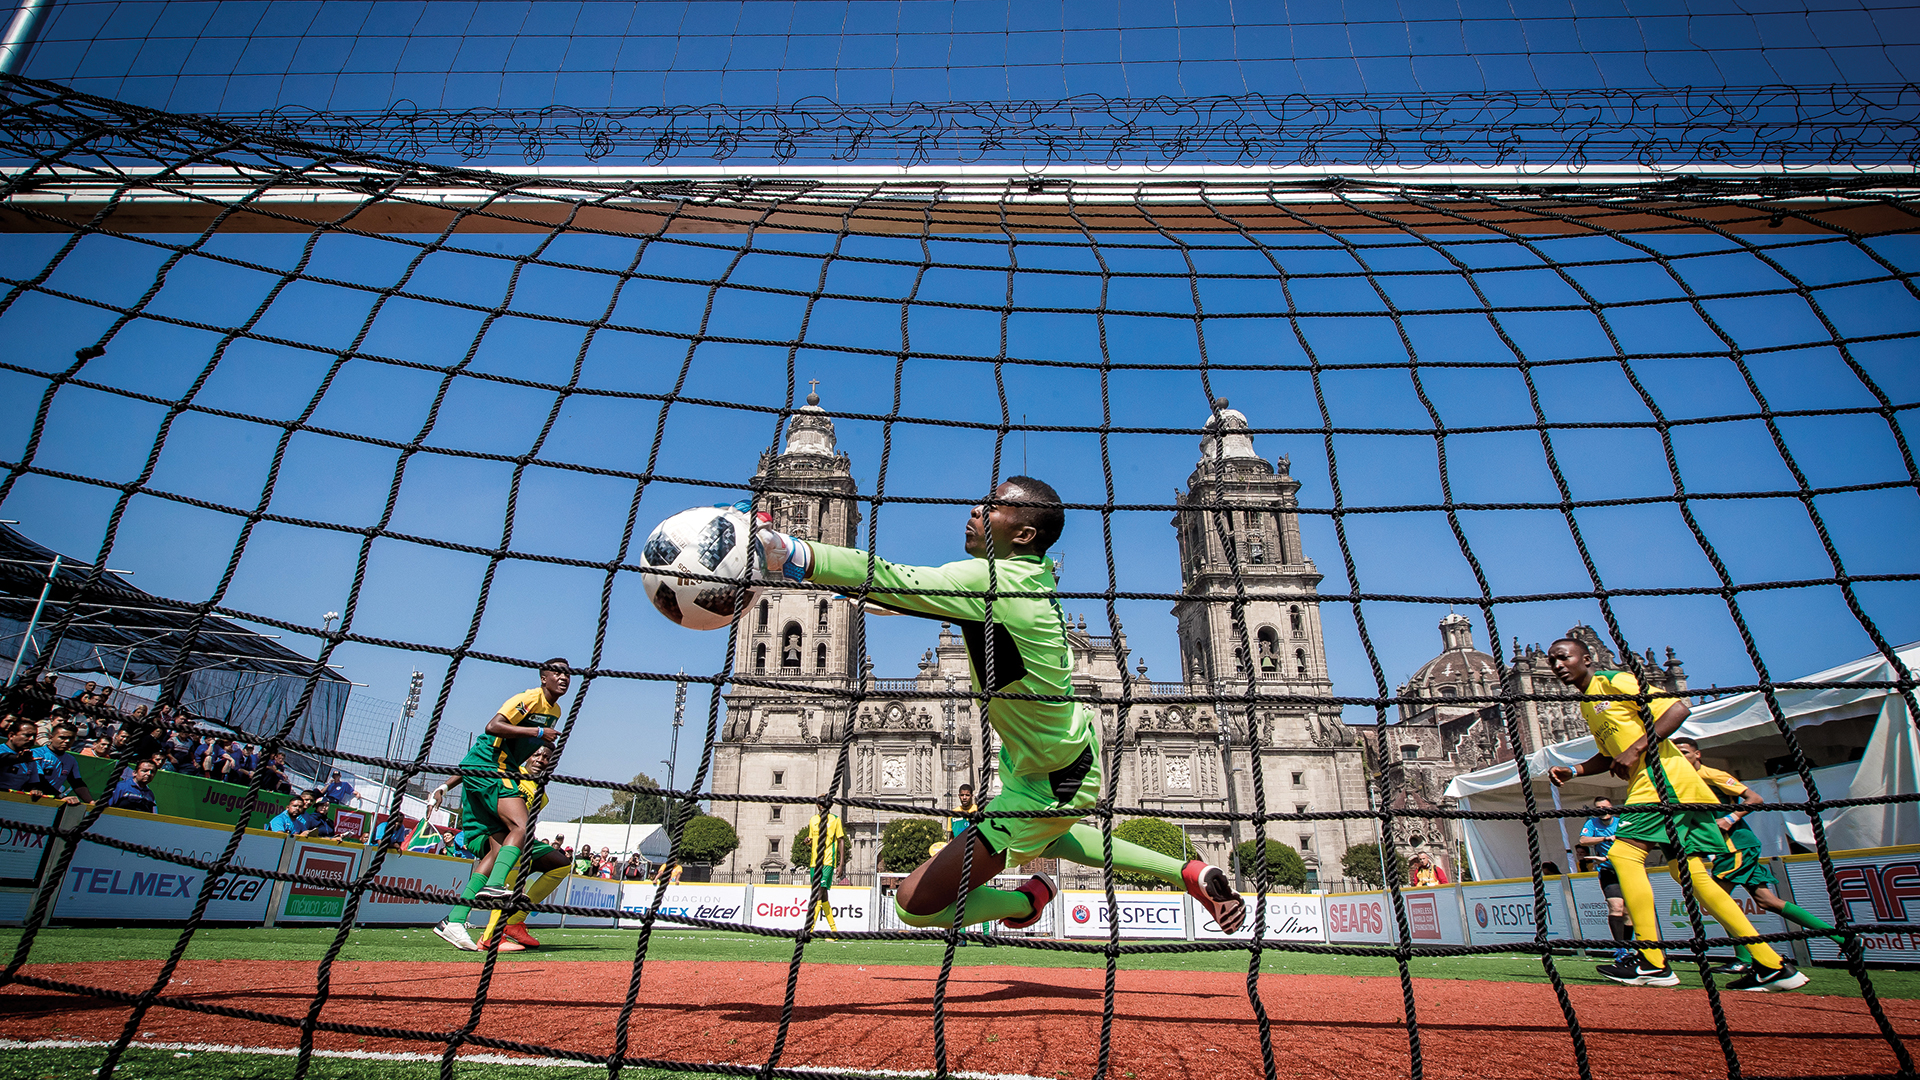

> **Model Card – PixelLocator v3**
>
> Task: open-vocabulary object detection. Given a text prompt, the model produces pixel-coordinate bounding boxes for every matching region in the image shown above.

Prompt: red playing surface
[3,960,1915,1078]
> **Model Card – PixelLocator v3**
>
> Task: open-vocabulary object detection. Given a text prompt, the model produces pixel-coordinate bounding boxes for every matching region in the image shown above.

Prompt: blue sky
[3,218,1916,815]
[3,1,1918,815]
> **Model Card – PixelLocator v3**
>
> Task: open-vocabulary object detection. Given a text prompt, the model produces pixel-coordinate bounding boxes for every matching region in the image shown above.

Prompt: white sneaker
[433,918,478,952]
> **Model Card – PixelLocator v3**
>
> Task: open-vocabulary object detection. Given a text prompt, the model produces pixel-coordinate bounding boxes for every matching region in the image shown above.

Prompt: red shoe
[1000,873,1056,930]
[1183,860,1246,934]
[501,922,541,950]
[476,930,525,953]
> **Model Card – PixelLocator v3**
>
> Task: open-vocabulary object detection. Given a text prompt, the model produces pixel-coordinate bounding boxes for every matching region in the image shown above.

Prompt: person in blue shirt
[321,771,357,805]
[1576,795,1633,965]
[269,792,314,835]
[166,731,201,775]
[31,721,94,805]
[0,718,46,794]
[104,759,159,813]
[293,790,335,837]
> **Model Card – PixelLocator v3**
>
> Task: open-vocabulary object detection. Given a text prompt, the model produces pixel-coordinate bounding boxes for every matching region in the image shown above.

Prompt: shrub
[1341,842,1408,889]
[879,817,946,873]
[1111,817,1200,890]
[674,814,740,866]
[1233,839,1307,891]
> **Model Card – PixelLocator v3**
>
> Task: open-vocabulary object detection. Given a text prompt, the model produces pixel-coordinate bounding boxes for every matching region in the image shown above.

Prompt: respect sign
[1061,891,1186,939]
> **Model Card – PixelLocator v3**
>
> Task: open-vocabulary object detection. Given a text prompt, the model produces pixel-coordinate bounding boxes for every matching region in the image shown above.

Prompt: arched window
[815,642,828,670]
[1289,606,1303,636]
[754,643,767,673]
[1257,627,1279,673]
[817,598,830,629]
[1294,648,1308,677]
[1440,686,1458,698]
[757,599,769,630]
[781,622,803,669]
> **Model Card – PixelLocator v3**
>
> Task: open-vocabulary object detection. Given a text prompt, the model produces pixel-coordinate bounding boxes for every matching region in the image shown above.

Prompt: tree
[674,814,739,866]
[574,771,695,825]
[879,817,945,873]
[1341,842,1408,889]
[1233,839,1308,891]
[1111,817,1199,890]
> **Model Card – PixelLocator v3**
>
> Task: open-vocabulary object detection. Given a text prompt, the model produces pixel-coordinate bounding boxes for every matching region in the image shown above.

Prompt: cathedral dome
[1406,614,1498,701]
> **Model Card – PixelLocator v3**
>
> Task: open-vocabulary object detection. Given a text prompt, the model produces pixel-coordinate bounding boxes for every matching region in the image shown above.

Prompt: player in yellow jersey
[1672,737,1845,974]
[1546,638,1808,991]
[804,810,848,932]
[433,658,575,952]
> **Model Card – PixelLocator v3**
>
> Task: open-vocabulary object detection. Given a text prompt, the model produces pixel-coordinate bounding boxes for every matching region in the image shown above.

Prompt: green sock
[1781,901,1846,946]
[895,884,1037,928]
[1042,823,1186,885]
[1734,943,1755,964]
[484,845,523,890]
[446,871,488,924]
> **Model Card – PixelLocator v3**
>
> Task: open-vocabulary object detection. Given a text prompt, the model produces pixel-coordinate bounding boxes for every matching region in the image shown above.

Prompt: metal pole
[6,554,58,687]
[665,671,686,823]
[0,0,53,77]
[385,670,422,791]
[1212,679,1245,889]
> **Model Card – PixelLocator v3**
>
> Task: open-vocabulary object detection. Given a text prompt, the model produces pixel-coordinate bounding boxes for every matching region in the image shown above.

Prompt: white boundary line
[0,1039,1053,1080]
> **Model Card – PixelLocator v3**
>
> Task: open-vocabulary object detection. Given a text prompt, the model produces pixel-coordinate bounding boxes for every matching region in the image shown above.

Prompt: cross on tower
[808,379,819,396]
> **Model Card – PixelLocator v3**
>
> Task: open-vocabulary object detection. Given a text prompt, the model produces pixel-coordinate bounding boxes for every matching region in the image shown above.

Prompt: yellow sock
[507,866,571,927]
[815,896,838,932]
[1674,856,1786,970]
[1610,842,1665,967]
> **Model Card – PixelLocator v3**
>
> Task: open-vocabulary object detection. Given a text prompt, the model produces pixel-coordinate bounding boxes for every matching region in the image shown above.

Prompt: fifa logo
[1832,862,1920,922]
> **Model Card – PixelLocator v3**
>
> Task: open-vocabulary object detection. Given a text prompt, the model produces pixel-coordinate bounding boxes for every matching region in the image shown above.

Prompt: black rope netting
[1,75,1918,1080]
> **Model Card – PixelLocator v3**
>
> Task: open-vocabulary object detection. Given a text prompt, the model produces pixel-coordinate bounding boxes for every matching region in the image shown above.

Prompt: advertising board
[54,809,280,922]
[276,839,362,923]
[1460,879,1570,947]
[0,791,58,886]
[1194,892,1325,942]
[1060,890,1186,939]
[1784,846,1920,965]
[619,881,748,929]
[1647,864,1788,961]
[352,849,473,925]
[562,875,623,928]
[749,886,874,932]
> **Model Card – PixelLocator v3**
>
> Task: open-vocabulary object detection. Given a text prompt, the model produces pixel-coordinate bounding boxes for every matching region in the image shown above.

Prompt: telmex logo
[1071,904,1092,924]
[655,904,742,920]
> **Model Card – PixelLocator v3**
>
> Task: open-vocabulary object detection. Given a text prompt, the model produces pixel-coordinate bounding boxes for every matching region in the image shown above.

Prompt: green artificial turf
[1,926,1914,997]
[0,1046,736,1080]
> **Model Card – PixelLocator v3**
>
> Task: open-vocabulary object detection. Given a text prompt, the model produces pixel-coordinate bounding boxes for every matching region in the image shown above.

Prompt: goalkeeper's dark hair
[540,657,571,671]
[1003,475,1065,553]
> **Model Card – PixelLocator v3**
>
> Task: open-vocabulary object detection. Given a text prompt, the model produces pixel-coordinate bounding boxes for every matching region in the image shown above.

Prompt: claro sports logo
[756,900,865,920]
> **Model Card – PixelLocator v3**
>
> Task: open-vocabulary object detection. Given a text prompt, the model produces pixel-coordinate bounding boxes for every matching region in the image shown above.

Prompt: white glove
[753,513,813,584]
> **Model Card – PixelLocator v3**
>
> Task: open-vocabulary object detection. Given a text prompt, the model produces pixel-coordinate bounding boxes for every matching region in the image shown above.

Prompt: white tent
[1443,644,1920,881]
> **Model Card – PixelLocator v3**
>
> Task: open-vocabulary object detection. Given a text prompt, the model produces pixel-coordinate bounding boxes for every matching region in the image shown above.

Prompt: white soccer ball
[640,505,761,630]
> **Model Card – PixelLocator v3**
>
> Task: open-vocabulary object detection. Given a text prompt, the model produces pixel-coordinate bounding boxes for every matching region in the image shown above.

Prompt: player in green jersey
[755,476,1245,935]
[432,658,573,951]
[1672,737,1845,974]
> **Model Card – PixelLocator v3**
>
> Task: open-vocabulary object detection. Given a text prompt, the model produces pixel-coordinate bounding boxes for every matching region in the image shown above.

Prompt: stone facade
[1376,616,1689,876]
[710,394,1375,891]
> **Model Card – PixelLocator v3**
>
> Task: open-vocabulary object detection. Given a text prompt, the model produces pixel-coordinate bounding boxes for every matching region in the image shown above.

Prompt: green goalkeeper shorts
[975,740,1102,867]
[1711,840,1774,890]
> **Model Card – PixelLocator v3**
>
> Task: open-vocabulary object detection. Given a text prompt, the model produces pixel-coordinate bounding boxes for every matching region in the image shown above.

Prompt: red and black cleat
[1000,873,1056,930]
[1183,860,1246,934]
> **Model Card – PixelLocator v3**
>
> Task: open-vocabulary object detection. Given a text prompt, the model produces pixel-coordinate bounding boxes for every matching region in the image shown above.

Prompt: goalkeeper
[756,476,1244,934]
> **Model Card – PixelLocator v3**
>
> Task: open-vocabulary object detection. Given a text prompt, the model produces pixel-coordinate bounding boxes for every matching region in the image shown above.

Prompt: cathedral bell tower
[1172,400,1331,703]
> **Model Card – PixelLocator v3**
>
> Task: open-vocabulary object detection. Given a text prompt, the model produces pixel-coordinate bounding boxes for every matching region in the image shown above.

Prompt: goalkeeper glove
[753,513,813,584]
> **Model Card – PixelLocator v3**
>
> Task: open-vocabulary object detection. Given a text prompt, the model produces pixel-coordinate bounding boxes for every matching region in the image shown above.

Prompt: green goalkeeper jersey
[806,544,1092,776]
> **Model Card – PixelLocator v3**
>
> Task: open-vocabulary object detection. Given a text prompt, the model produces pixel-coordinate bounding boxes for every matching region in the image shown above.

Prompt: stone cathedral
[710,393,1374,891]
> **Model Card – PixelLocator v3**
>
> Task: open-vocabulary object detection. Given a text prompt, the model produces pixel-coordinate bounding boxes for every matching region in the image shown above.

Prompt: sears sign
[1325,895,1389,943]
[55,808,279,922]
[1061,890,1185,939]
